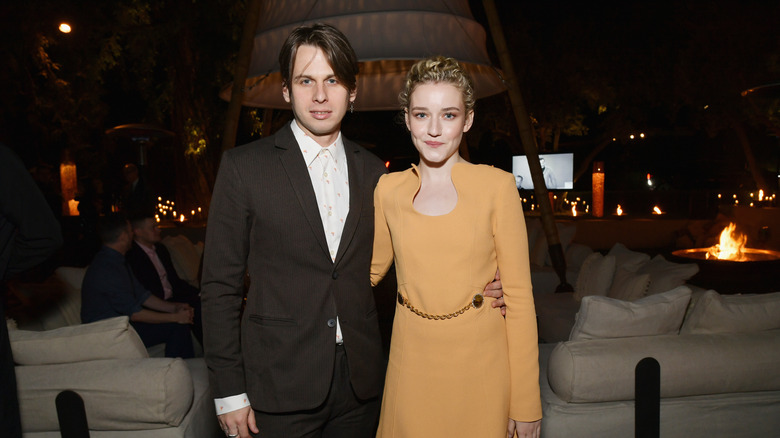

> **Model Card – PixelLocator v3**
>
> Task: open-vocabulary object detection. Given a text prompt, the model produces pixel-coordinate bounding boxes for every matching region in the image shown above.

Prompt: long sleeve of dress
[370,175,394,287]
[494,173,542,421]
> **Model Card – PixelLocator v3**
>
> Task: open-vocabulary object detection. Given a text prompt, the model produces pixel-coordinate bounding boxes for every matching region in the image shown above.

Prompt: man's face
[133,218,161,246]
[282,44,356,148]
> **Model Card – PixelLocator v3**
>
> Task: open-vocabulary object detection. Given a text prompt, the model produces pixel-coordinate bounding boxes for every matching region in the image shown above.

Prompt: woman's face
[405,82,473,168]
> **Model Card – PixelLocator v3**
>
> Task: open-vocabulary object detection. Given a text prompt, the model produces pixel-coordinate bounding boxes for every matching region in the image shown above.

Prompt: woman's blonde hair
[399,56,475,112]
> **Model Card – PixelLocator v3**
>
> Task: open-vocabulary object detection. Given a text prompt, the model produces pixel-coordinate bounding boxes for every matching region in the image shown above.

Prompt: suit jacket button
[332,271,339,279]
[327,319,336,328]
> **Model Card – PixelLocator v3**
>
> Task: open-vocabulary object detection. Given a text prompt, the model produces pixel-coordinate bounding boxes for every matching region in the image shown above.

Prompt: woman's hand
[507,418,540,438]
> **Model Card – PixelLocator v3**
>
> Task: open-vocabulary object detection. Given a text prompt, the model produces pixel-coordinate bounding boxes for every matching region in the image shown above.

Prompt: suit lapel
[275,125,331,259]
[333,139,365,266]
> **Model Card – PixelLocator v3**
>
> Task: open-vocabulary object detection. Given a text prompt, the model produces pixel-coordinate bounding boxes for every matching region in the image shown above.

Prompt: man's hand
[219,406,258,438]
[173,308,194,325]
[482,268,506,316]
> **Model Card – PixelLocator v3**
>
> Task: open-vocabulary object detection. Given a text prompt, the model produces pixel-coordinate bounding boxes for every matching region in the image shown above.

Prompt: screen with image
[512,153,574,190]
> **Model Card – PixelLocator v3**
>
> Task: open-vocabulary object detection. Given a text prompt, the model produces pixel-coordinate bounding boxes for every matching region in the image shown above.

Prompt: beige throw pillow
[10,316,148,365]
[608,267,650,301]
[680,290,780,334]
[637,254,699,296]
[606,242,650,272]
[573,252,616,301]
[530,221,577,267]
[569,286,692,341]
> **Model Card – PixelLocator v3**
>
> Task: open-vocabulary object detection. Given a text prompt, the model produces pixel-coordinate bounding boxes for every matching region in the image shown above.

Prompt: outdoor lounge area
[3,1,779,437]
[6,203,780,436]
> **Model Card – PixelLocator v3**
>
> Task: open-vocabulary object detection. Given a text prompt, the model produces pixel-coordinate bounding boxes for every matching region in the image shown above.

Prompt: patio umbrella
[219,0,505,111]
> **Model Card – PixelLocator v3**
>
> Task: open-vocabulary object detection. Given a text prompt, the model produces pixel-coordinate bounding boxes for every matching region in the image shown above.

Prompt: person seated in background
[81,213,195,358]
[126,213,203,345]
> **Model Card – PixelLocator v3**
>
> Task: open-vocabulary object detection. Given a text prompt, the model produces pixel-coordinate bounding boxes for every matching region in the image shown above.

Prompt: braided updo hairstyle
[399,56,475,112]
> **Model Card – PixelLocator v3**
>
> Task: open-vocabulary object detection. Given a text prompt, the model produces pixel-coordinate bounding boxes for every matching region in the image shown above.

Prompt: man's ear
[282,85,291,103]
[349,85,357,103]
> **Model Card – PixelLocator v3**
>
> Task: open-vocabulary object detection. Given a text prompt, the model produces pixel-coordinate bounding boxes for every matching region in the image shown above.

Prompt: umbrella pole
[482,0,572,292]
[221,0,263,155]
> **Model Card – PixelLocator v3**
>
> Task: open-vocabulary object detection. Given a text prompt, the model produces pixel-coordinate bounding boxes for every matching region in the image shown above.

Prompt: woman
[371,57,542,437]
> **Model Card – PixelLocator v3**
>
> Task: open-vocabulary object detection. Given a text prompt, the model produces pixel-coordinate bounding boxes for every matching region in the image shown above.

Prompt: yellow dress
[371,163,542,437]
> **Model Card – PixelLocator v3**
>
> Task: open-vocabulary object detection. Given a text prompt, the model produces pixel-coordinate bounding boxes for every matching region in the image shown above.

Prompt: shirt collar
[291,120,346,171]
[134,239,156,255]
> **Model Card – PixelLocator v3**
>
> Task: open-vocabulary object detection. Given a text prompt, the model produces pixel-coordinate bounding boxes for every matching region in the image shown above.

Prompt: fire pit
[670,223,780,294]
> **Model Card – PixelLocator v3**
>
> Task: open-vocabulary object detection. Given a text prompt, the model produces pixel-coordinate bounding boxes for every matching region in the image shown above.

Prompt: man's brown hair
[279,23,359,94]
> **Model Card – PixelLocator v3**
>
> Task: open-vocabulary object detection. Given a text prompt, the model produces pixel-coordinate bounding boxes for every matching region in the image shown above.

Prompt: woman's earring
[349,101,355,114]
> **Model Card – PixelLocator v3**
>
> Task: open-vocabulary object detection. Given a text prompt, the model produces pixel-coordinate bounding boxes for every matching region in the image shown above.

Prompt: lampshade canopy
[220,0,505,111]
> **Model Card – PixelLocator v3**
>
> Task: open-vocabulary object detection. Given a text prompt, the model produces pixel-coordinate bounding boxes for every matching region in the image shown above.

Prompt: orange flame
[616,204,623,216]
[652,206,663,215]
[707,223,747,261]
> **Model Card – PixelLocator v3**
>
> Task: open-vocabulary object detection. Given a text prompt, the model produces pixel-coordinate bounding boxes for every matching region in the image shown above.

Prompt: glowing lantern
[592,162,604,217]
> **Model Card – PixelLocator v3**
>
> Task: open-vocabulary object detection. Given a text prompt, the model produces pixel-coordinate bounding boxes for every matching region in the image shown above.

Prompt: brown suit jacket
[201,123,386,413]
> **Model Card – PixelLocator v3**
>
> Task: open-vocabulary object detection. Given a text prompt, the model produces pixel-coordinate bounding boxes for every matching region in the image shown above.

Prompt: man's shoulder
[343,138,386,174]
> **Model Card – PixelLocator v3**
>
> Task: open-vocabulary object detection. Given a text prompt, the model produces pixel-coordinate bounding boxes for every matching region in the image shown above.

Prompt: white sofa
[538,287,780,437]
[8,234,219,437]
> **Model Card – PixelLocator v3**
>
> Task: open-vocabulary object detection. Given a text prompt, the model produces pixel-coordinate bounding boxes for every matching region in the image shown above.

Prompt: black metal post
[56,390,90,438]
[635,357,660,438]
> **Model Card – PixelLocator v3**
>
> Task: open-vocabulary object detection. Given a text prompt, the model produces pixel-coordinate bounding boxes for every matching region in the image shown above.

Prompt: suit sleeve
[370,175,393,287]
[200,150,252,398]
[494,173,542,422]
[0,145,63,278]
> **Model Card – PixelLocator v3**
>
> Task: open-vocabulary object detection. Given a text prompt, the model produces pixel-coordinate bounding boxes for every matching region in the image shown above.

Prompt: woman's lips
[425,141,443,147]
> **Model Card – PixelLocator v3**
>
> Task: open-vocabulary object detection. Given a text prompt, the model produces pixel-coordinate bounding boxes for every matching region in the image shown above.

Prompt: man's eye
[327,78,338,84]
[300,79,311,85]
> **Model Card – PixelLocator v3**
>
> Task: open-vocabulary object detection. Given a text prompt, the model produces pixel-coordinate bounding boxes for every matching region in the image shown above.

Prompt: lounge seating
[537,288,780,437]
[7,234,219,437]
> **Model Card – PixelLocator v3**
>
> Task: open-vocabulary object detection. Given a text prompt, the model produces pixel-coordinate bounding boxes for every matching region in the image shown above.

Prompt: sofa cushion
[637,254,699,296]
[607,267,650,301]
[680,290,780,334]
[606,242,650,272]
[161,235,203,287]
[547,329,780,403]
[530,221,577,267]
[10,316,148,365]
[565,242,595,271]
[573,252,615,301]
[17,357,194,431]
[569,286,692,341]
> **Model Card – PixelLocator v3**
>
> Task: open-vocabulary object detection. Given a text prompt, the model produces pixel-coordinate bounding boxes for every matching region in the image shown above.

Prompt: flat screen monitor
[512,153,574,190]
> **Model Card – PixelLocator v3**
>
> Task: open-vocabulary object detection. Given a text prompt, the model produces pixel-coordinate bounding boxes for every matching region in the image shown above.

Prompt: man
[202,23,504,438]
[120,163,154,214]
[1,144,63,438]
[81,213,195,358]
[126,215,203,344]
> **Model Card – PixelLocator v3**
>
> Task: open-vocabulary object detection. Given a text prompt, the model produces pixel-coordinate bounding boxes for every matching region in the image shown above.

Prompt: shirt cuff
[214,393,251,415]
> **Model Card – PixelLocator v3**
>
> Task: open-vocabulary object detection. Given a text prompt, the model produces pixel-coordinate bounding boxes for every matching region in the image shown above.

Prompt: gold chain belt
[396,292,484,320]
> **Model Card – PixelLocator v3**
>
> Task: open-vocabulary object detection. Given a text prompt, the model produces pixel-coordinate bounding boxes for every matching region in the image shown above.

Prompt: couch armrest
[548,329,780,403]
[17,358,193,432]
